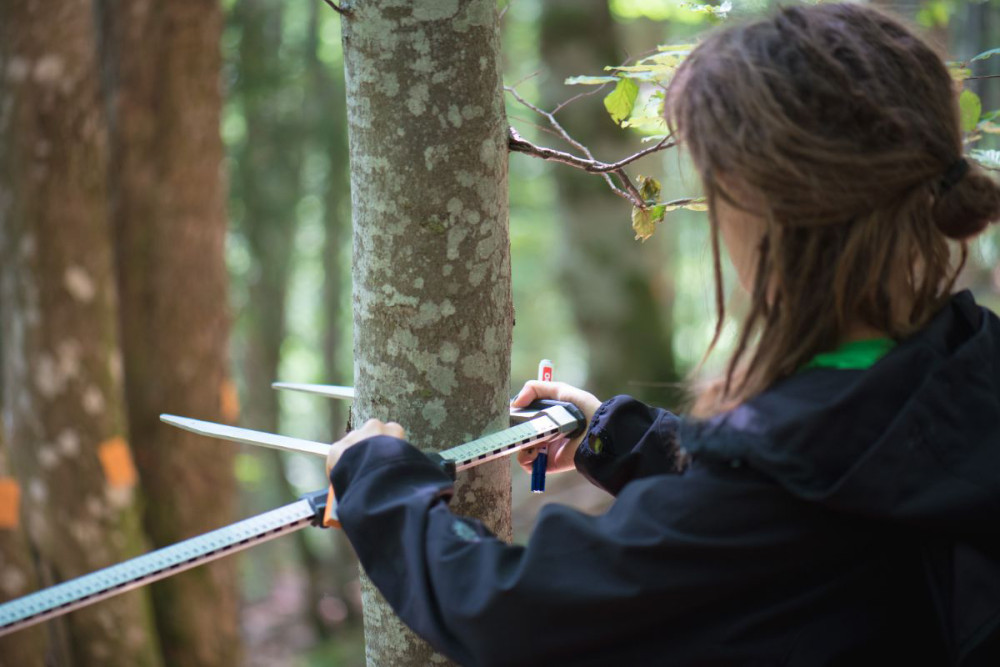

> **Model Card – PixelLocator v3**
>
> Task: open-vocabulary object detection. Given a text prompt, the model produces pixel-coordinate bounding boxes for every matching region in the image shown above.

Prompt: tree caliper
[0,386,584,637]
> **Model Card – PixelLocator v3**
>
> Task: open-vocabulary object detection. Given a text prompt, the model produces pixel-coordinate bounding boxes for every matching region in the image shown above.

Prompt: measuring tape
[0,400,584,637]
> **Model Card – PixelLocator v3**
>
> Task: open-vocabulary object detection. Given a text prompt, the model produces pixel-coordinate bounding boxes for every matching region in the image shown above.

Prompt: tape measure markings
[0,498,315,636]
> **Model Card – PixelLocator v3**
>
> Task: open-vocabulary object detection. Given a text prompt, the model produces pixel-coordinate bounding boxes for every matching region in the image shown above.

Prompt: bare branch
[508,128,646,208]
[506,126,674,175]
[503,81,676,211]
[551,84,612,115]
[614,169,644,205]
[499,0,513,21]
[322,0,351,16]
[509,69,542,90]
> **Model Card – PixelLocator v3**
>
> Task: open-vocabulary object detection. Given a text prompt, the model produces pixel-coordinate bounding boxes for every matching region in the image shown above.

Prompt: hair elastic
[939,158,969,194]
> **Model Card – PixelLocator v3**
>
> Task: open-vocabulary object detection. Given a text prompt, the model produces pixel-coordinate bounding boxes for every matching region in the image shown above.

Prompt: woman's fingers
[511,381,603,424]
[326,419,407,477]
[516,446,538,472]
[384,421,406,439]
[511,380,551,408]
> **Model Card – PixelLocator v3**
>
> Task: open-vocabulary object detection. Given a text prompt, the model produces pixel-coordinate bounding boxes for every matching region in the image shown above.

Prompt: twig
[499,0,513,21]
[507,114,565,142]
[510,69,542,90]
[508,128,646,208]
[322,0,351,16]
[504,84,675,209]
[551,85,611,115]
[965,74,1000,80]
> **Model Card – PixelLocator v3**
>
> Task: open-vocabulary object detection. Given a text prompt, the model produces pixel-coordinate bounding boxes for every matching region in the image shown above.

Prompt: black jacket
[331,291,1000,666]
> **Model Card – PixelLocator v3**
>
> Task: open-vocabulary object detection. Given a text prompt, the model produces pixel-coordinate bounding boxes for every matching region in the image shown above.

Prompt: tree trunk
[233,0,302,439]
[341,1,512,663]
[0,421,47,667]
[96,2,239,665]
[229,0,340,644]
[0,3,162,664]
[0,226,45,667]
[540,0,679,406]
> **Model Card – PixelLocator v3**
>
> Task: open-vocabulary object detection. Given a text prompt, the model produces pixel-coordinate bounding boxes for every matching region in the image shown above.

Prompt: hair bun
[932,166,1000,240]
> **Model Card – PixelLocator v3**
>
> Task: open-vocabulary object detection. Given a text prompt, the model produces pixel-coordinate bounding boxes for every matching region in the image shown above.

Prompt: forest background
[1,0,998,666]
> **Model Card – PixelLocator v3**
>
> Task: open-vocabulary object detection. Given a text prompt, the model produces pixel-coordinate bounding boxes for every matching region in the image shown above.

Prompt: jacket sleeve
[573,394,687,496]
[332,435,836,667]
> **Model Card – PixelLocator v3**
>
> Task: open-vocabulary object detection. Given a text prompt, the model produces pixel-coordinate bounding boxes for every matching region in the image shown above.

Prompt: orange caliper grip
[323,487,341,528]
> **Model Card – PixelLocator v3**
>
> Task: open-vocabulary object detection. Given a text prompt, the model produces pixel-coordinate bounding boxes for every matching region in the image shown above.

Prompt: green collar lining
[801,337,896,371]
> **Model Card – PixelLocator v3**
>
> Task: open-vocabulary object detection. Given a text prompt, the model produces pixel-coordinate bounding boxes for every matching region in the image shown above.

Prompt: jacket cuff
[574,395,685,496]
[331,435,453,502]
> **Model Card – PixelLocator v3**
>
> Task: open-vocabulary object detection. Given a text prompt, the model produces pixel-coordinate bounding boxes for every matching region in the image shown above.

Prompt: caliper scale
[0,395,584,637]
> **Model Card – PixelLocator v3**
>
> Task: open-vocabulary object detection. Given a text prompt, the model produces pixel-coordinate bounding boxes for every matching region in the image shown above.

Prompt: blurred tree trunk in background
[0,261,46,666]
[540,0,679,406]
[229,0,336,643]
[0,422,47,667]
[234,0,301,442]
[0,3,162,664]
[342,0,512,663]
[96,1,239,665]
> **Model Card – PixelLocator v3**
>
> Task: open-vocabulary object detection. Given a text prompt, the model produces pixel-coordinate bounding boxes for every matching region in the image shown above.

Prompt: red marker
[531,359,553,493]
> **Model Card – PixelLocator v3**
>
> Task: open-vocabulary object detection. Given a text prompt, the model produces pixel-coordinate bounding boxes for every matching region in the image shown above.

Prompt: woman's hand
[511,381,602,475]
[326,419,406,479]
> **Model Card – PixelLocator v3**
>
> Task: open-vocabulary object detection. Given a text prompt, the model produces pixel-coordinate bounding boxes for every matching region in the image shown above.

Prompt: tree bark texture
[540,0,679,406]
[96,1,239,665]
[342,1,512,664]
[0,421,47,667]
[0,3,163,664]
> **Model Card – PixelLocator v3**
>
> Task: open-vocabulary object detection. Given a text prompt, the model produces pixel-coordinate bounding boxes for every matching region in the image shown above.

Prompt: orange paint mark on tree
[220,379,240,424]
[0,478,22,528]
[98,437,138,489]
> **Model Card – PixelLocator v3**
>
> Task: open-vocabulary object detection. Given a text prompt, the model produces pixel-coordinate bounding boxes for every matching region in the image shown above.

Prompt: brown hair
[665,3,1000,417]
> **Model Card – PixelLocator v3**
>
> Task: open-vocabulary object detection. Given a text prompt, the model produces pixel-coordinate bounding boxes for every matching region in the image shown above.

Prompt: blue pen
[531,359,554,493]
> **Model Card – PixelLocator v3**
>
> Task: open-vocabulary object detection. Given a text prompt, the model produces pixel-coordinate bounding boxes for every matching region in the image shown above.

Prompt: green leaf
[564,75,619,86]
[980,109,1000,123]
[656,44,696,54]
[916,0,949,29]
[622,116,668,131]
[604,77,639,125]
[637,175,661,203]
[632,204,665,242]
[971,47,1000,63]
[960,90,982,132]
[683,1,732,19]
[949,65,972,82]
[970,148,1000,169]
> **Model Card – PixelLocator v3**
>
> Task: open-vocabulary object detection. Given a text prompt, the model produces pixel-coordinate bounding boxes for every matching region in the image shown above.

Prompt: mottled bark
[0,3,162,664]
[0,421,46,667]
[95,1,239,665]
[540,0,679,406]
[342,1,512,664]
